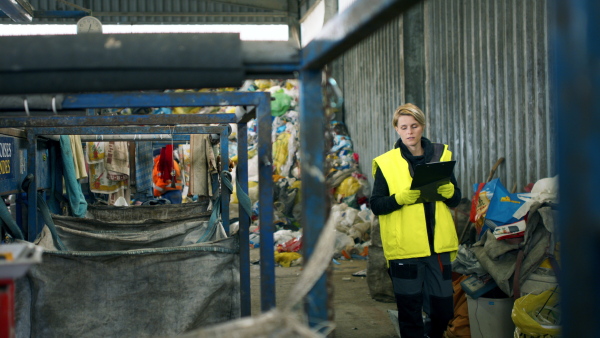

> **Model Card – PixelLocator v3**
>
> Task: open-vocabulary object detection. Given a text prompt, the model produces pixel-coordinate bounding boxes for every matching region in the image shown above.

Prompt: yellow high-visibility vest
[372,144,458,261]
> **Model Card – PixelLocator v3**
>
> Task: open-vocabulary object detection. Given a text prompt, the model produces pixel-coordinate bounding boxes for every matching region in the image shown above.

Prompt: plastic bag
[469,182,485,223]
[474,179,500,224]
[336,176,361,198]
[272,132,291,175]
[485,179,528,225]
[277,237,302,253]
[114,196,129,206]
[274,251,302,267]
[512,288,561,337]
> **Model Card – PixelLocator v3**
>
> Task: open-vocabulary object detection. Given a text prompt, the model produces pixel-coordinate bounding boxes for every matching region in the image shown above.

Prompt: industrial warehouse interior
[0,0,596,337]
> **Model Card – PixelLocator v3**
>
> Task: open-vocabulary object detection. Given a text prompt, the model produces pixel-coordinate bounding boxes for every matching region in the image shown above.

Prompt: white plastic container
[520,268,558,296]
[467,295,515,338]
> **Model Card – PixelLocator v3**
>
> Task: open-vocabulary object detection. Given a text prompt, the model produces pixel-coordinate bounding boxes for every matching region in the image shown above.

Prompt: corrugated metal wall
[2,0,289,24]
[426,0,553,195]
[335,0,554,196]
[332,15,405,184]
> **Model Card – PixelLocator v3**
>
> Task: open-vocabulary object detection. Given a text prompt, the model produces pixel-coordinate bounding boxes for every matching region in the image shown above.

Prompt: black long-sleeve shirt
[369,137,461,251]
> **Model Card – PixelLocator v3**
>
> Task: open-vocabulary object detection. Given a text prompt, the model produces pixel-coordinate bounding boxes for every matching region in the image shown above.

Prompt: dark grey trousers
[389,252,454,338]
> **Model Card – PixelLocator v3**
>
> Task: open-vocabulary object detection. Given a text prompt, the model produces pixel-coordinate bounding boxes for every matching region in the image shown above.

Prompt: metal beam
[0,114,238,128]
[242,40,300,77]
[90,11,288,18]
[61,92,266,110]
[237,121,251,317]
[301,0,421,70]
[32,125,227,135]
[242,41,300,64]
[0,33,244,94]
[0,91,267,128]
[26,130,37,241]
[206,0,288,12]
[0,0,33,22]
[299,68,328,327]
[551,0,599,336]
[257,92,275,312]
[220,130,230,234]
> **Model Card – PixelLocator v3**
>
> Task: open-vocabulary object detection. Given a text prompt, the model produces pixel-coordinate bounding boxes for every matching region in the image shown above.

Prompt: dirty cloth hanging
[135,142,153,193]
[86,142,129,195]
[59,136,88,217]
[104,141,130,180]
[68,135,87,179]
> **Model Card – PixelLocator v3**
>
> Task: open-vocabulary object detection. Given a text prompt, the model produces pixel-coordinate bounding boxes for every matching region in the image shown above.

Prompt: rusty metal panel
[334,0,553,197]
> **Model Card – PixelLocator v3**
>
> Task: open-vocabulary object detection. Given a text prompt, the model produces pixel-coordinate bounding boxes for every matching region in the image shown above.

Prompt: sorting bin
[467,295,515,338]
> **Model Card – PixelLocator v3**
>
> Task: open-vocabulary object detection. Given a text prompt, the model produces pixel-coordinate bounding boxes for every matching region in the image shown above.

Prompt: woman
[369,103,461,338]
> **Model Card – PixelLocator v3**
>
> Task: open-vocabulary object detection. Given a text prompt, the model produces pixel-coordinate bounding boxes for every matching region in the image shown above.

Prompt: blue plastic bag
[484,179,528,225]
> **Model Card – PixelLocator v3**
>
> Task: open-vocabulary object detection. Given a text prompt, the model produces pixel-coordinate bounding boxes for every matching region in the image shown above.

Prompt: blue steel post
[237,122,251,316]
[299,69,328,327]
[257,93,275,311]
[220,127,230,234]
[26,130,37,242]
[551,0,599,336]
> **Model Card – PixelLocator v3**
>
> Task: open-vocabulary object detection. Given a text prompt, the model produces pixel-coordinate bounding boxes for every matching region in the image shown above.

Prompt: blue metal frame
[298,69,328,326]
[0,91,273,318]
[550,0,597,336]
[256,94,275,312]
[298,0,424,327]
[236,121,251,316]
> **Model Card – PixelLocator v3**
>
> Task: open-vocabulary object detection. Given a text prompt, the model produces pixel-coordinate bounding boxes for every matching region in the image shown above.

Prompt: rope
[194,170,253,243]
[36,193,67,251]
[23,98,30,116]
[195,170,232,243]
[51,96,58,115]
[0,197,24,240]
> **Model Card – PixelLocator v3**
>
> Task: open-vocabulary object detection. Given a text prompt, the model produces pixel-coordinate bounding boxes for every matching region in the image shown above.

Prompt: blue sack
[484,178,528,225]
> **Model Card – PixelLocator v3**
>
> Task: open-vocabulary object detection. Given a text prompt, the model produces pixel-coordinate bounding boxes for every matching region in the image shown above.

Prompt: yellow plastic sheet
[272,133,290,176]
[336,176,361,197]
[512,288,561,337]
[274,251,302,268]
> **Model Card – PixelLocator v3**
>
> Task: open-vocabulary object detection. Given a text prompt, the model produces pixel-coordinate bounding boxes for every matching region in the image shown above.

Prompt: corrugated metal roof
[1,0,292,24]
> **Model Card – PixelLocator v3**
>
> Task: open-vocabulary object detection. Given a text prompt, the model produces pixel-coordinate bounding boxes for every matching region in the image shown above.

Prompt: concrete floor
[249,249,399,337]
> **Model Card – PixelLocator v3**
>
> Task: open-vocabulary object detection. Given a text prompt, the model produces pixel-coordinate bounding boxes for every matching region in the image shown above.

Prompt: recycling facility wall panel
[425,0,553,195]
[331,14,405,192]
[334,0,554,197]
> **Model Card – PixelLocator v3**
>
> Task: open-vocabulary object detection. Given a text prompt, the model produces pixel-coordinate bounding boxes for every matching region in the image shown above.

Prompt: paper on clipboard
[410,161,456,203]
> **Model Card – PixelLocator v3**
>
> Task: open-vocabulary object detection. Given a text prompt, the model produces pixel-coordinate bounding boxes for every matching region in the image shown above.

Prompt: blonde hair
[392,103,426,129]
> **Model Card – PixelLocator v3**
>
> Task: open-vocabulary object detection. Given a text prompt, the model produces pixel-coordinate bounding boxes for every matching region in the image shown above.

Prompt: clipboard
[410,161,456,203]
